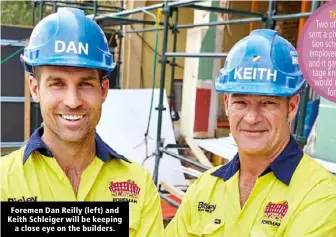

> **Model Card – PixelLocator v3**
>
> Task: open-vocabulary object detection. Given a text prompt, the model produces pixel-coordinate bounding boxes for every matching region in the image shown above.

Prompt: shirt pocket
[187,219,224,237]
[250,225,283,237]
[129,205,141,233]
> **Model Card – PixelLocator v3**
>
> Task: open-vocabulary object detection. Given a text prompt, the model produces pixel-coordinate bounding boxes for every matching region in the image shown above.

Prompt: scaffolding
[16,0,322,207]
[88,0,322,207]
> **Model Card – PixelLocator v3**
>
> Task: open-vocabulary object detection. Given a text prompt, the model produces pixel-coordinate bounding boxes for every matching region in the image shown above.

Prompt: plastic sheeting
[195,134,238,160]
[96,89,186,187]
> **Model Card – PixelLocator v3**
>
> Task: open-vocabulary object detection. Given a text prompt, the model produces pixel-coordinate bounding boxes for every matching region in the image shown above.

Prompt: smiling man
[0,7,164,237]
[164,29,336,237]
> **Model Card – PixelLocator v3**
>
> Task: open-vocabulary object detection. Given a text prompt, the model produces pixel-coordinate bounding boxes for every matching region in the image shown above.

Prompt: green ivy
[1,1,120,26]
[1,1,36,26]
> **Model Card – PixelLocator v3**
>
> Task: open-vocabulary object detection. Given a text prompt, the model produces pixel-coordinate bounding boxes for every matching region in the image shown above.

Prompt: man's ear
[29,75,40,103]
[101,78,109,102]
[288,93,300,122]
[223,94,229,117]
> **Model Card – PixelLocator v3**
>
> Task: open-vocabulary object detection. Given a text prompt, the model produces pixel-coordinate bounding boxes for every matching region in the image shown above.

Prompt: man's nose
[63,87,83,109]
[244,107,263,124]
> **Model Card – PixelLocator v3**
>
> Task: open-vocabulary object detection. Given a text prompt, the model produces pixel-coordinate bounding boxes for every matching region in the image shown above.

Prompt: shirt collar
[23,127,130,164]
[211,135,303,186]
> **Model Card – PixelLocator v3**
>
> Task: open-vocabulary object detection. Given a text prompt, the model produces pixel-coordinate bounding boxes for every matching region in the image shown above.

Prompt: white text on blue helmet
[234,68,277,82]
[55,41,88,55]
[292,56,298,65]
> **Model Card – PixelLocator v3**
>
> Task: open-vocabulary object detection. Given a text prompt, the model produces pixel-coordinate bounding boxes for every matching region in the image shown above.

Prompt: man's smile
[60,114,84,121]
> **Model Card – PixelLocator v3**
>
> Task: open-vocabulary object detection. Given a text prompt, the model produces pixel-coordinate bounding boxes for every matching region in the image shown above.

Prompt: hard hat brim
[216,82,306,97]
[21,54,116,77]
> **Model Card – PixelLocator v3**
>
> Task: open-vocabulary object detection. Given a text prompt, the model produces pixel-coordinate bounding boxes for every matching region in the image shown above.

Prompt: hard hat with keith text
[215,29,306,96]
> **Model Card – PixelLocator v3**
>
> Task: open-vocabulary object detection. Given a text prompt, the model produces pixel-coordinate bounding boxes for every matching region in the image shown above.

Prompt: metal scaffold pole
[265,0,275,29]
[176,17,264,29]
[116,0,124,89]
[180,4,264,17]
[165,52,228,58]
[153,1,171,187]
[295,0,320,147]
[168,8,179,114]
[91,0,202,19]
[271,12,312,20]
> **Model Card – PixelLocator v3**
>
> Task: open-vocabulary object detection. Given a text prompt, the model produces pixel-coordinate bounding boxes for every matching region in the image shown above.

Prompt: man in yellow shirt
[1,7,164,237]
[164,29,336,236]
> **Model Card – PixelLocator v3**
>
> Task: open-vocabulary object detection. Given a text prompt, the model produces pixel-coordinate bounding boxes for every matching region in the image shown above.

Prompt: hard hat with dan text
[21,7,115,77]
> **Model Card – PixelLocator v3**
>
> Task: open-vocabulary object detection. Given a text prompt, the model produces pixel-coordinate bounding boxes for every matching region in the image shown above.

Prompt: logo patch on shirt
[198,201,216,213]
[109,180,140,204]
[214,219,221,224]
[261,201,288,227]
[7,196,37,202]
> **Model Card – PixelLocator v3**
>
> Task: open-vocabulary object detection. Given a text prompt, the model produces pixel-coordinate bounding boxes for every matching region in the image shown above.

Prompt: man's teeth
[61,115,83,120]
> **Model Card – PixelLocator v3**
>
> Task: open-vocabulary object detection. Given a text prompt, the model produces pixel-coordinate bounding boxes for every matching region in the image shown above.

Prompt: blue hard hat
[215,29,306,97]
[21,7,115,77]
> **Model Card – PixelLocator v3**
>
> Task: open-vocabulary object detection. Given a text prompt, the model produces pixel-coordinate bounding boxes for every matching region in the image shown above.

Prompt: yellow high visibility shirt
[1,127,164,237]
[164,136,336,237]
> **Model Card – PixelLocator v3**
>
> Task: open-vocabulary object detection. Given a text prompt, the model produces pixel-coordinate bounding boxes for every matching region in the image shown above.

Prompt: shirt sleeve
[164,178,197,237]
[133,171,164,237]
[283,192,336,236]
[1,189,7,201]
[0,159,8,201]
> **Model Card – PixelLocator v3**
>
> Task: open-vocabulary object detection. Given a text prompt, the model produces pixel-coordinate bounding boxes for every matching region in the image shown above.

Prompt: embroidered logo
[261,201,288,227]
[109,180,140,204]
[198,201,216,213]
[7,196,37,202]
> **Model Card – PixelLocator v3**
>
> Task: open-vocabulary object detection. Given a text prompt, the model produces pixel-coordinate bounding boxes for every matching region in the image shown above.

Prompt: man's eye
[263,101,276,105]
[233,101,246,104]
[50,82,63,87]
[80,82,93,87]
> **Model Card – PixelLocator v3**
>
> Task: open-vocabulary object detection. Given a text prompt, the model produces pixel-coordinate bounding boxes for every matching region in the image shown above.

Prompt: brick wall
[274,1,302,48]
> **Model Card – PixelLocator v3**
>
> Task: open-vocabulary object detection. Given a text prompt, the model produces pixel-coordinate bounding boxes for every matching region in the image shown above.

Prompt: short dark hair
[32,66,105,81]
[32,66,42,79]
